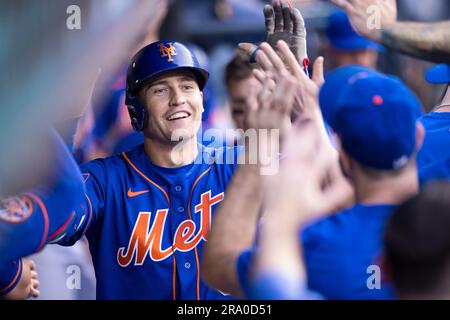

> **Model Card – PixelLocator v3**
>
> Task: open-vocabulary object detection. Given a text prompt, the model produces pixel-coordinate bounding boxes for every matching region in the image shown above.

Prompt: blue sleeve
[0,259,22,297]
[249,271,323,300]
[0,128,85,263]
[55,159,107,246]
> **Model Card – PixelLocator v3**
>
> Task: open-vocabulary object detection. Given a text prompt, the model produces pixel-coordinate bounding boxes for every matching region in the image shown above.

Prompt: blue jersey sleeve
[55,159,107,246]
[0,129,85,263]
[0,259,22,297]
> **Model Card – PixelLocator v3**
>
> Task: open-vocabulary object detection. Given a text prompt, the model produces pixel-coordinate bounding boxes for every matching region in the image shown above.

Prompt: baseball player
[203,41,424,299]
[417,64,450,184]
[19,41,241,300]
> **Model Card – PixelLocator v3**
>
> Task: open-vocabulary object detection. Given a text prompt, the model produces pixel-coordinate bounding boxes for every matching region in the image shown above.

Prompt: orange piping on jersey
[0,259,22,294]
[26,193,49,251]
[122,152,170,205]
[187,166,212,300]
[48,211,75,241]
[82,173,90,184]
[81,194,94,237]
[123,151,176,297]
[172,255,177,300]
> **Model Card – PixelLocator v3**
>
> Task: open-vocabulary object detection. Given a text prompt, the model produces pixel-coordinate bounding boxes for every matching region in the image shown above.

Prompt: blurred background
[1,0,449,299]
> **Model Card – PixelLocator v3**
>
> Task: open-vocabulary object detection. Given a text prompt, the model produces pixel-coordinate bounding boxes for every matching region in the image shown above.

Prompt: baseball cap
[333,74,422,170]
[320,65,378,129]
[425,64,450,84]
[326,9,383,52]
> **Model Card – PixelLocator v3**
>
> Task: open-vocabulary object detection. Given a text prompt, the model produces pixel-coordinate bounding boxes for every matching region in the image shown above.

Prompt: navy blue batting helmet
[126,40,209,131]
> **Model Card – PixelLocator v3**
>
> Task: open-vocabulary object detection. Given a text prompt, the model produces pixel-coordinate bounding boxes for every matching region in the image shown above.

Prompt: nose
[169,88,186,107]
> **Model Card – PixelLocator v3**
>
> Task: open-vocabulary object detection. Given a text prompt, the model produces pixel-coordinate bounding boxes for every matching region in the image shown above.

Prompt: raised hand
[245,40,324,126]
[264,0,308,66]
[331,0,397,42]
[243,42,297,138]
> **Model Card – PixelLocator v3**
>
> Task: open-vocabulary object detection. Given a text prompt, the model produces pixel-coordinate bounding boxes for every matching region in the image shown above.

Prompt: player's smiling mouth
[166,111,191,121]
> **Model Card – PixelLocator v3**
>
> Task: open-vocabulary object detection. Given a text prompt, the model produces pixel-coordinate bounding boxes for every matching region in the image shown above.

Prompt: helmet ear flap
[126,94,148,132]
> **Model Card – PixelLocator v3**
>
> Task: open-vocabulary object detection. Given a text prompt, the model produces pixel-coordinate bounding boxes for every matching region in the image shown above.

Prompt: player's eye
[152,87,168,95]
[181,83,196,91]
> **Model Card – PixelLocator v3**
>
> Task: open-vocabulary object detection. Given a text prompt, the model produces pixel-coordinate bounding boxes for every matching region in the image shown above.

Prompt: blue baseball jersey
[238,204,396,300]
[56,143,239,300]
[0,128,84,264]
[418,112,450,185]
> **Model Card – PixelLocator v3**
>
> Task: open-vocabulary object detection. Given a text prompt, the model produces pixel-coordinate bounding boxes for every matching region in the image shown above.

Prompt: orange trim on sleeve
[122,152,170,205]
[187,166,212,300]
[0,259,22,294]
[25,193,49,251]
[48,211,75,241]
[82,194,94,237]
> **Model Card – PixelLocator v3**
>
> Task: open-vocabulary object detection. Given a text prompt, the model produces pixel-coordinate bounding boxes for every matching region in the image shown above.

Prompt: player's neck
[354,165,419,205]
[143,136,199,168]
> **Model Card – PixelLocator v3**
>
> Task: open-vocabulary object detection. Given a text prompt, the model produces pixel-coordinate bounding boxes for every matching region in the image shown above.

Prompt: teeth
[168,112,189,121]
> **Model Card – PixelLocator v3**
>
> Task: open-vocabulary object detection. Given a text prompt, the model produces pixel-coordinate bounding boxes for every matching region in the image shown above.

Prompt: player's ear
[415,121,425,152]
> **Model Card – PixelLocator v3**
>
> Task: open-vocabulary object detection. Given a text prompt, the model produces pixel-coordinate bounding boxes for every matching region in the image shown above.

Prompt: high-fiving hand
[264,0,308,67]
[331,0,397,42]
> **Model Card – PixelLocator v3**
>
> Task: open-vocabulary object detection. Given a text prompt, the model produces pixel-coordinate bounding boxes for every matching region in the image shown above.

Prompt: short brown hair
[225,52,255,87]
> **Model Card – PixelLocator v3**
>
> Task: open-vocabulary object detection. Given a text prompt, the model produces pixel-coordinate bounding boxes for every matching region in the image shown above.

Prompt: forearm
[203,160,264,297]
[381,21,450,63]
[256,209,305,284]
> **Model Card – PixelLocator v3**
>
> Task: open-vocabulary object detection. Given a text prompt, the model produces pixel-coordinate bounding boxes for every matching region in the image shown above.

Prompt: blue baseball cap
[333,74,422,170]
[327,9,383,52]
[320,65,378,129]
[425,64,450,84]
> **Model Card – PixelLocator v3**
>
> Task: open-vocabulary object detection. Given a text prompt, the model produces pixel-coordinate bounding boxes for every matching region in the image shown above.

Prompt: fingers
[281,1,293,32]
[263,5,275,35]
[257,72,275,110]
[291,7,306,37]
[30,270,38,279]
[253,69,276,89]
[259,42,286,73]
[272,75,296,115]
[238,43,259,63]
[273,0,284,32]
[30,281,40,298]
[28,259,36,271]
[276,40,304,79]
[255,44,275,72]
[312,56,325,87]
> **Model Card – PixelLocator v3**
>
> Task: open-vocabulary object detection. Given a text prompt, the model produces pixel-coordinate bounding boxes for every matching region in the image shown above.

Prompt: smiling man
[40,41,243,299]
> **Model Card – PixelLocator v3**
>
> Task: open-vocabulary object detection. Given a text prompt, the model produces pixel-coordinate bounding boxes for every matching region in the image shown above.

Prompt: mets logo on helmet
[159,42,177,62]
[0,196,34,223]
